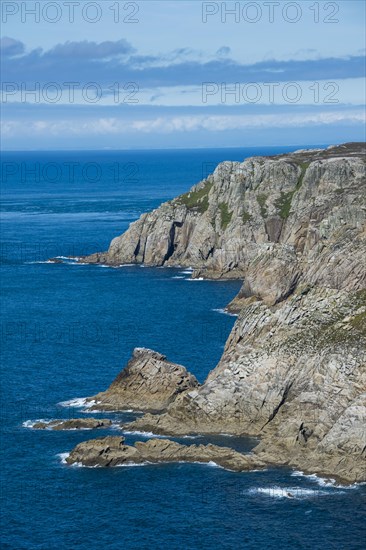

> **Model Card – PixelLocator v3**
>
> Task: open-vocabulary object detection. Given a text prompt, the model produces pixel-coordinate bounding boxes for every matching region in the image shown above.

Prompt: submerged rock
[87,348,199,412]
[66,436,264,470]
[32,418,112,430]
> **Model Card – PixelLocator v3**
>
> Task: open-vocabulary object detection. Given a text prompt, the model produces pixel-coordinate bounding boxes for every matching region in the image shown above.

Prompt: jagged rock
[66,436,265,470]
[126,288,366,483]
[32,418,112,430]
[87,348,199,412]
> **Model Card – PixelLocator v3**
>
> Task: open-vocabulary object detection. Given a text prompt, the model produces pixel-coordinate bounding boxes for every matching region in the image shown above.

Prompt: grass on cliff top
[178,181,213,213]
[218,202,233,230]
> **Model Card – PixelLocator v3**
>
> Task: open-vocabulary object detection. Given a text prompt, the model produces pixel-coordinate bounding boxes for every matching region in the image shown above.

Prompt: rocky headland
[52,143,365,483]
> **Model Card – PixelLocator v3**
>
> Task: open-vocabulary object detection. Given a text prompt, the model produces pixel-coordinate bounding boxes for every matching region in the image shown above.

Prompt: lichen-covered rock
[66,436,265,471]
[87,348,199,412]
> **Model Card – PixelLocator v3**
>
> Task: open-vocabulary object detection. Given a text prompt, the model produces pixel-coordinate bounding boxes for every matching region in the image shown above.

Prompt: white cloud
[2,110,365,138]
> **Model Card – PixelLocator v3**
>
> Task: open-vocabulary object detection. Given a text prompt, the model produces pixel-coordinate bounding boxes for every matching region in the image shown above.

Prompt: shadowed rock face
[66,437,264,471]
[32,419,112,430]
[87,348,199,412]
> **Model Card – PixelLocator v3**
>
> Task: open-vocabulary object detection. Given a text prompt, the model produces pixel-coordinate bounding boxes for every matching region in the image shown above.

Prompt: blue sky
[1,0,365,149]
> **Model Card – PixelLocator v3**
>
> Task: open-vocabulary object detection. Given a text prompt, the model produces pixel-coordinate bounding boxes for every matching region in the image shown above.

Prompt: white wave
[187,277,204,281]
[115,462,151,468]
[22,419,49,428]
[57,453,69,464]
[26,260,56,264]
[180,269,193,274]
[175,460,225,469]
[58,397,89,408]
[110,423,123,430]
[68,460,151,468]
[122,430,168,439]
[172,276,185,279]
[249,486,330,499]
[58,398,98,414]
[291,470,362,489]
[207,460,222,468]
[212,308,238,317]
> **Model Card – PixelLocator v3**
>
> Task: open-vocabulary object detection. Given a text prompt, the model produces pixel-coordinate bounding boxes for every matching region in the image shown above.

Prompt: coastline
[40,142,366,484]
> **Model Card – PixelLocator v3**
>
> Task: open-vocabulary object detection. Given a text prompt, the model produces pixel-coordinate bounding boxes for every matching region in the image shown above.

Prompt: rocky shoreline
[65,436,265,471]
[39,143,365,483]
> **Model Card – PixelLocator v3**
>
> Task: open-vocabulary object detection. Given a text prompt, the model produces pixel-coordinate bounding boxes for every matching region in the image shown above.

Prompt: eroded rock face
[32,419,112,430]
[126,288,366,483]
[87,348,199,412]
[66,436,264,471]
[81,144,366,301]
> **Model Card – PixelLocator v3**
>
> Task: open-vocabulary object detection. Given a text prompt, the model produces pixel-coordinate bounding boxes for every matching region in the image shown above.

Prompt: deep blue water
[1,147,365,550]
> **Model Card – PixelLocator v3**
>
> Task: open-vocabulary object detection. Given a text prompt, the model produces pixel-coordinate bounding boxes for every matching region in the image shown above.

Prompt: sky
[1,0,365,149]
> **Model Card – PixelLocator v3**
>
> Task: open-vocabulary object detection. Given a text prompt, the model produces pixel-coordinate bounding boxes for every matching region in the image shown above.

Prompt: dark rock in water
[86,347,199,412]
[48,258,63,264]
[66,436,265,470]
[32,418,112,430]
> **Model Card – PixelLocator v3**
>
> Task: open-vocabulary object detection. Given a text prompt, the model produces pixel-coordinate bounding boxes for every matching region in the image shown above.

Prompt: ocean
[1,147,365,549]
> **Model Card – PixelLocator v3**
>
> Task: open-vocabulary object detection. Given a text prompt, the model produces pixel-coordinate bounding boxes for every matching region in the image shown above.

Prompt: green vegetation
[218,202,233,230]
[275,191,295,220]
[297,162,310,189]
[350,310,366,331]
[257,194,268,218]
[179,181,213,213]
[242,210,253,223]
[273,162,310,220]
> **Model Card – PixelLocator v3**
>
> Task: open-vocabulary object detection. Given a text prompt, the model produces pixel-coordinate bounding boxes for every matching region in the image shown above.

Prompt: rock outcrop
[32,418,112,430]
[126,288,366,482]
[60,143,365,483]
[87,348,199,412]
[66,436,264,470]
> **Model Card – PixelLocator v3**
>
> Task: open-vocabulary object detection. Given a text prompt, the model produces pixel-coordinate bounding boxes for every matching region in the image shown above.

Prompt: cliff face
[85,142,365,304]
[81,143,365,482]
[129,287,366,482]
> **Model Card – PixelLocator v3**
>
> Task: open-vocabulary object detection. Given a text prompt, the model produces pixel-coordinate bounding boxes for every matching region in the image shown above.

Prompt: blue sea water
[1,147,365,550]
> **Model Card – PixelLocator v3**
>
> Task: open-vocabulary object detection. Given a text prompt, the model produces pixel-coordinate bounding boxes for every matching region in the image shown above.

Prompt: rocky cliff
[83,142,365,302]
[69,143,366,482]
